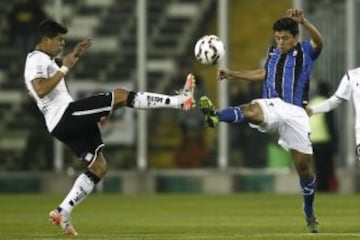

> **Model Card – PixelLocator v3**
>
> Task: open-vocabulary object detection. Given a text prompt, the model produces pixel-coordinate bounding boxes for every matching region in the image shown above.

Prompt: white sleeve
[356,127,360,145]
[24,53,50,84]
[334,72,352,101]
[311,73,351,114]
[311,95,343,114]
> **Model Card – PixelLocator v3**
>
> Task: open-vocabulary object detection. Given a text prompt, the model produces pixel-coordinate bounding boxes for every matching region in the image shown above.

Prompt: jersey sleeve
[311,95,343,114]
[334,72,352,101]
[302,40,322,60]
[24,52,51,84]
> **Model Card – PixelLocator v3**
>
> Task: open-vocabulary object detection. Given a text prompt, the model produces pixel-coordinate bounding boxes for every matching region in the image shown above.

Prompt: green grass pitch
[0,193,359,239]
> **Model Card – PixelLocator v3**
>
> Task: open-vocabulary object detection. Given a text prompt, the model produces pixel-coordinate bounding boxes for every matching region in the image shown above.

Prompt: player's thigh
[70,127,104,160]
[53,122,106,167]
[240,102,264,124]
[279,103,312,154]
[67,93,113,125]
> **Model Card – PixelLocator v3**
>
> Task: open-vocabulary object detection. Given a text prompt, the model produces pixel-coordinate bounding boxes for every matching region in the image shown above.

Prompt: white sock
[59,173,95,214]
[132,92,185,109]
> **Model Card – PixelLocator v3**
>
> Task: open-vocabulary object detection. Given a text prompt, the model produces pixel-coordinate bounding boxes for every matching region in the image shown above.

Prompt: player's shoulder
[27,50,52,63]
[348,67,360,75]
[346,68,360,80]
[300,40,311,47]
[300,40,316,52]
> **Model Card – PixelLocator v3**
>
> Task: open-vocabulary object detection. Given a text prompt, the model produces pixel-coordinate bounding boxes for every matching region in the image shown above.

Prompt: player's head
[35,19,68,57]
[272,17,299,53]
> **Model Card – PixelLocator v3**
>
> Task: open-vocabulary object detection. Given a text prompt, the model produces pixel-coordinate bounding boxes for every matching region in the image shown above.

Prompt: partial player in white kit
[24,19,196,236]
[307,68,360,157]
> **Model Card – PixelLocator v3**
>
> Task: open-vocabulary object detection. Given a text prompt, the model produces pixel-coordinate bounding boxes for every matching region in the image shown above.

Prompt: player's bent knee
[88,154,108,178]
[292,151,313,177]
[241,103,264,123]
[294,159,311,177]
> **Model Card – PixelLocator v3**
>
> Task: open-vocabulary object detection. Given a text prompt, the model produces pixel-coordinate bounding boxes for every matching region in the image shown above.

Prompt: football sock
[217,107,244,123]
[300,175,317,217]
[126,91,184,109]
[58,171,100,214]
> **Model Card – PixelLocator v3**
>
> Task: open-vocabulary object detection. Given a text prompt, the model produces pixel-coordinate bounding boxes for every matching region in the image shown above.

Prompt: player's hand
[73,37,92,57]
[62,52,79,69]
[305,106,313,117]
[286,9,305,24]
[356,144,360,160]
[217,68,232,81]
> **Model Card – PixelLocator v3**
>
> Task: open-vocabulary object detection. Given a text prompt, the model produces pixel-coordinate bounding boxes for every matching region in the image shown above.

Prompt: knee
[89,155,108,178]
[113,88,130,108]
[296,161,310,175]
[294,158,312,178]
[241,103,263,123]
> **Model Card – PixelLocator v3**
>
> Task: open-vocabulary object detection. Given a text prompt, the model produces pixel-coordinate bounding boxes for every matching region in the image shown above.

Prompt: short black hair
[36,19,68,43]
[272,17,299,36]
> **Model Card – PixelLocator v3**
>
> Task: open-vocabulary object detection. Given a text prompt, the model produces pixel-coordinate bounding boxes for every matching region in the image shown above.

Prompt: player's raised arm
[217,67,265,82]
[287,9,323,50]
[32,51,79,98]
[72,37,92,57]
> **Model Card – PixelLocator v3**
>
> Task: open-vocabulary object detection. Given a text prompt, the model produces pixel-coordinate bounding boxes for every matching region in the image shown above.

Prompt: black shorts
[51,92,114,166]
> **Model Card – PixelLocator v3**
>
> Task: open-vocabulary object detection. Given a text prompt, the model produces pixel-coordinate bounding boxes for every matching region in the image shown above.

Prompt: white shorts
[248,98,313,154]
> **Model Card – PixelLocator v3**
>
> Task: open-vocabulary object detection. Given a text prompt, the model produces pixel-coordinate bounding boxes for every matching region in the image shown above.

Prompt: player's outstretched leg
[199,96,218,127]
[199,96,246,128]
[199,96,216,115]
[124,74,196,111]
[49,209,78,237]
[199,96,245,127]
[181,74,196,111]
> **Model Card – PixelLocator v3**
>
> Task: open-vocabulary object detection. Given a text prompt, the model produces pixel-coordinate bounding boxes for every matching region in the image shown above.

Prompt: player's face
[274,31,298,53]
[44,34,66,57]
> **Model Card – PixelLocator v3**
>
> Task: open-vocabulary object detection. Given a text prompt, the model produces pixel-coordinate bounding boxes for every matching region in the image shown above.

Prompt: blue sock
[300,175,316,217]
[217,107,244,123]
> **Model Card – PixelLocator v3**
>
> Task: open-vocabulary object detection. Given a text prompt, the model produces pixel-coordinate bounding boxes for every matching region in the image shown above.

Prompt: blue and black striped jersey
[263,40,321,107]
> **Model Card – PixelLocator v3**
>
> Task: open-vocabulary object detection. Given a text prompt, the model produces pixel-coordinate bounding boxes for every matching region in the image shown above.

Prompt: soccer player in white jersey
[24,19,196,236]
[307,69,360,158]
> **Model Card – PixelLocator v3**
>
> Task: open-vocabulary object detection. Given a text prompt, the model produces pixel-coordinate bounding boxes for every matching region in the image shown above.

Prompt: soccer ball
[194,35,225,64]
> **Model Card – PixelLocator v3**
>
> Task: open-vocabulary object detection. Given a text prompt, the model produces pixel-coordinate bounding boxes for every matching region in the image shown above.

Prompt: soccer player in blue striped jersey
[199,9,323,233]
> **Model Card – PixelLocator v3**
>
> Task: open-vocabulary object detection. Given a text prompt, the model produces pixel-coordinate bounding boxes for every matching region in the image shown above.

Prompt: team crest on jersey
[268,47,276,56]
